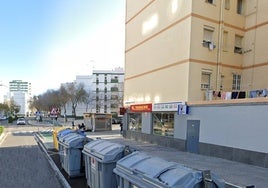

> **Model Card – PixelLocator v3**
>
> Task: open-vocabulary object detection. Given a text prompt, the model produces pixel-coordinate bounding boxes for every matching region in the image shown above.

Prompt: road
[0,125,62,188]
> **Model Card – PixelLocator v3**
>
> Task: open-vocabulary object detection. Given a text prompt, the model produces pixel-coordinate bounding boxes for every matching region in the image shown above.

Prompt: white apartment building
[64,68,124,117]
[9,80,31,115]
[92,68,124,115]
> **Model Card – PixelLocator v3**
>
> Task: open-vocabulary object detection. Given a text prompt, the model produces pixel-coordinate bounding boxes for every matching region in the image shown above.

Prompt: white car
[17,117,26,125]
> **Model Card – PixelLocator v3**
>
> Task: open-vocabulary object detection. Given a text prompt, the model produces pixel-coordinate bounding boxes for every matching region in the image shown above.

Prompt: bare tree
[58,85,70,115]
[81,90,93,112]
[65,82,87,118]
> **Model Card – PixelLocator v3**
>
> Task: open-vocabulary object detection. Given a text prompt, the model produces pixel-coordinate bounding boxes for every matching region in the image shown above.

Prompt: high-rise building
[124,0,268,104]
[9,80,31,115]
[9,80,31,96]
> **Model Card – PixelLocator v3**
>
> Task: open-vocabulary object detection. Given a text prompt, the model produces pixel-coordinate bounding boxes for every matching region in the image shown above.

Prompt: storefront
[152,102,187,137]
[127,103,152,132]
[126,102,188,137]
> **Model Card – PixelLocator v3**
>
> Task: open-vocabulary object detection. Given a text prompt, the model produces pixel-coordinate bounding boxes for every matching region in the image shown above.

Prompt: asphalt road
[0,125,62,188]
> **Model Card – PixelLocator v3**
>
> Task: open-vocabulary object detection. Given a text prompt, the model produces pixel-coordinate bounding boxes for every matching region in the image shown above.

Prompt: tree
[58,85,70,115]
[81,90,94,112]
[9,99,20,116]
[64,82,87,118]
[0,103,9,116]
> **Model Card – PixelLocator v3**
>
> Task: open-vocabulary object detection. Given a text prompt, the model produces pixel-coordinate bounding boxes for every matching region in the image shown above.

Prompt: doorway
[186,120,200,153]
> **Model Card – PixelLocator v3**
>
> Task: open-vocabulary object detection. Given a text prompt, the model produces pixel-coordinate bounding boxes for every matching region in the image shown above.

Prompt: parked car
[17,117,26,125]
[0,116,7,120]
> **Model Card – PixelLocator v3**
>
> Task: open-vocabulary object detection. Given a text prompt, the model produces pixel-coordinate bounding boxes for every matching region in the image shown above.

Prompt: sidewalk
[83,125,268,187]
[38,121,268,187]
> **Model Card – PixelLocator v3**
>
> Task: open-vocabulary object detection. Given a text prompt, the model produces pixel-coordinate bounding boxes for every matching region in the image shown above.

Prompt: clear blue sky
[0,0,125,95]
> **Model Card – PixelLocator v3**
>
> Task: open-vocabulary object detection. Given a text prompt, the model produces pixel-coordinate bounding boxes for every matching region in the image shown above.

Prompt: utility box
[58,133,88,178]
[113,151,225,188]
[82,139,125,188]
[83,113,112,131]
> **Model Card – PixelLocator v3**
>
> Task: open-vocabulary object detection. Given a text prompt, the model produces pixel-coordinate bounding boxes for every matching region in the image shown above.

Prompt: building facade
[124,0,268,103]
[9,80,32,96]
[123,0,268,167]
[63,68,124,117]
[92,68,124,115]
[9,80,32,115]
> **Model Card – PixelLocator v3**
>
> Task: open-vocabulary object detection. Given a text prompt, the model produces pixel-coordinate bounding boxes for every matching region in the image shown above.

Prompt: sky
[0,0,125,96]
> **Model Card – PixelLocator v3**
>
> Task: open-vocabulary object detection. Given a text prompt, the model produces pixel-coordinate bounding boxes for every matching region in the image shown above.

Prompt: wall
[124,98,268,168]
[187,99,268,153]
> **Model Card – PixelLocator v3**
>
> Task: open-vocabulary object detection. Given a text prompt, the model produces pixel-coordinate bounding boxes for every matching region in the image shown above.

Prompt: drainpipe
[216,0,224,91]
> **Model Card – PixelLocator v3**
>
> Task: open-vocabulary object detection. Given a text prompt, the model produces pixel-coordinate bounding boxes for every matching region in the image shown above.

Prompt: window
[104,105,107,113]
[128,113,142,132]
[153,113,174,137]
[201,70,212,90]
[223,31,228,51]
[237,0,243,15]
[225,0,230,10]
[232,74,241,90]
[206,0,214,4]
[203,26,214,48]
[111,76,119,83]
[234,35,243,54]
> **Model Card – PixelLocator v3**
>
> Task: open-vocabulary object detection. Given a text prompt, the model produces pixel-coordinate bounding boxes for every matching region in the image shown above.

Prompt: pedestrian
[120,121,123,133]
[72,121,75,129]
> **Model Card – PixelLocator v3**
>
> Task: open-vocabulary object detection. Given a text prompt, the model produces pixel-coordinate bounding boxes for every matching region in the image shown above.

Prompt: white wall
[186,102,268,153]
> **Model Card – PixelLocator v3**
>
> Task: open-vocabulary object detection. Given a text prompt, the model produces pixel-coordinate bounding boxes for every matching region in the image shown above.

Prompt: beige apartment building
[122,0,268,168]
[124,0,268,104]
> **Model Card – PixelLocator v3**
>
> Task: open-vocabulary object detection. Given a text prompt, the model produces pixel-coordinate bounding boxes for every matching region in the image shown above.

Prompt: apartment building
[92,68,124,115]
[124,0,268,103]
[9,80,32,115]
[123,0,268,167]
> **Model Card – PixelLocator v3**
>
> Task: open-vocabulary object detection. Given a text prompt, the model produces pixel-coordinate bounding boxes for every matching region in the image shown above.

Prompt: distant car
[0,116,7,120]
[17,117,26,125]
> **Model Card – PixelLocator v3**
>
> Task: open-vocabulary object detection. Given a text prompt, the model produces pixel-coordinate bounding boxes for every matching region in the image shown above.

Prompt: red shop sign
[130,104,152,112]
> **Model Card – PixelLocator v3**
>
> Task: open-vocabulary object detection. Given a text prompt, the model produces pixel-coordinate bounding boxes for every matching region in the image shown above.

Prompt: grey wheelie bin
[113,151,225,188]
[58,132,77,170]
[82,139,125,188]
[58,132,88,178]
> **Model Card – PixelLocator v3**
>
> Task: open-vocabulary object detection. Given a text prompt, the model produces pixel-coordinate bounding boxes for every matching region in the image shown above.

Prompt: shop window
[201,70,212,90]
[234,35,243,54]
[153,113,174,137]
[128,113,142,132]
[237,0,244,15]
[232,74,241,90]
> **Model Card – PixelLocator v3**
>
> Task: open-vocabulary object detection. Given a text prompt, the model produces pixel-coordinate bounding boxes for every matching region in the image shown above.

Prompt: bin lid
[82,139,124,163]
[59,133,86,148]
[113,151,203,188]
[57,129,74,139]
[58,132,77,143]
